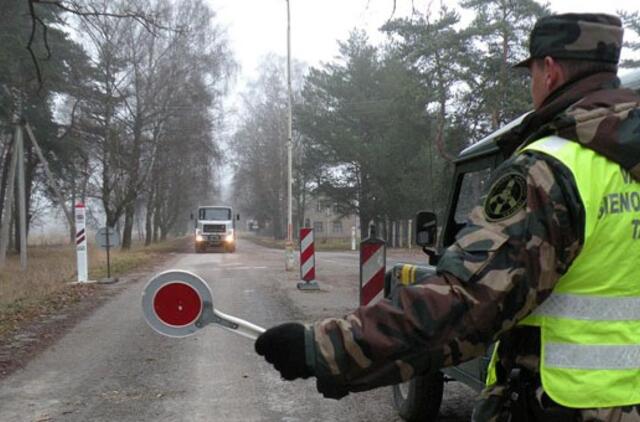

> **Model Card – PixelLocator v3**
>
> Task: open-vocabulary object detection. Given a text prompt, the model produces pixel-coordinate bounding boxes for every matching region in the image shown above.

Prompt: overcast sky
[40,0,640,233]
[204,0,640,203]
[209,0,638,95]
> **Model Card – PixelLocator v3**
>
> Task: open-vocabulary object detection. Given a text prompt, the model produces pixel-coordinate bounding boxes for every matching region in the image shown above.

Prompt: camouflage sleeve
[306,152,585,393]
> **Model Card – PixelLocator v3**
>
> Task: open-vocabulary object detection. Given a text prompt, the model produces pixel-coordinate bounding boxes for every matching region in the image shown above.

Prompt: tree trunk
[272,209,283,240]
[135,211,145,242]
[120,116,143,249]
[24,146,35,237]
[9,209,15,251]
[434,49,455,162]
[145,203,153,246]
[69,171,78,244]
[13,184,20,253]
[0,143,11,228]
[121,202,135,250]
[359,205,374,239]
[153,209,160,243]
[358,170,374,239]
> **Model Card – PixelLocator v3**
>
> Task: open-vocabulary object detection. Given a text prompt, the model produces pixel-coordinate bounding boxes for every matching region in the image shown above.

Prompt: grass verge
[0,237,187,339]
[241,233,357,251]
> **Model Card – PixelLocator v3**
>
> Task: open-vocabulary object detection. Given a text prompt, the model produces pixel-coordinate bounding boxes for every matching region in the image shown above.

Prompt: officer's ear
[543,56,566,92]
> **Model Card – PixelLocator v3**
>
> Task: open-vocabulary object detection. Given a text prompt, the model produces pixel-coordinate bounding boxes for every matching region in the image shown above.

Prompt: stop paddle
[141,270,265,340]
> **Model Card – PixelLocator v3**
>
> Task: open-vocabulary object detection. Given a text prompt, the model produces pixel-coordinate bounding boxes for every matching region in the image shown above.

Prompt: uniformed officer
[256,13,640,421]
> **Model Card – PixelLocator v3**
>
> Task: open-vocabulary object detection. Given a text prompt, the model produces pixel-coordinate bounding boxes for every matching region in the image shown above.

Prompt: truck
[387,69,640,421]
[193,206,238,253]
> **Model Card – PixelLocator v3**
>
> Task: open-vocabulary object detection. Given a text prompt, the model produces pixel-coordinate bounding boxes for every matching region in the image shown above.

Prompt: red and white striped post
[297,227,319,290]
[75,203,88,283]
[360,225,386,306]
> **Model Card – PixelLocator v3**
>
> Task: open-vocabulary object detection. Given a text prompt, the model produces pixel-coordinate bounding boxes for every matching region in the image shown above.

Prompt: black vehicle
[388,69,640,421]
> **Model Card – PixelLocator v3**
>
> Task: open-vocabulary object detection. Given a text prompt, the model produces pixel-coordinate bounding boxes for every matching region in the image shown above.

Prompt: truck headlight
[225,233,234,242]
[196,234,204,242]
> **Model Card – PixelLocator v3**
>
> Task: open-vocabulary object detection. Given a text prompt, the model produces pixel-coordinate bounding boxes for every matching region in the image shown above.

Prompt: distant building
[303,195,359,240]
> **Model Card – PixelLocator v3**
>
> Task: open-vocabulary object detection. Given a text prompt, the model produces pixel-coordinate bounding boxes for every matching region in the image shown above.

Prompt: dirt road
[0,239,474,421]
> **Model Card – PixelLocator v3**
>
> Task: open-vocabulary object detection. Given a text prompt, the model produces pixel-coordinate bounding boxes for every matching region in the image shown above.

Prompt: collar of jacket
[497,72,640,181]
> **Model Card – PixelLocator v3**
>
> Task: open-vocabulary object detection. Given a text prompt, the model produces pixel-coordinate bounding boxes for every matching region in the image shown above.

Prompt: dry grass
[241,233,286,250]
[0,237,186,337]
[313,237,356,251]
[241,233,357,251]
[0,245,79,308]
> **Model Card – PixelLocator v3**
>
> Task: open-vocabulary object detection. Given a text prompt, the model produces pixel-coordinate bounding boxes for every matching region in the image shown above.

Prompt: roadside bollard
[351,226,356,251]
[75,203,88,283]
[297,228,319,290]
[360,225,386,306]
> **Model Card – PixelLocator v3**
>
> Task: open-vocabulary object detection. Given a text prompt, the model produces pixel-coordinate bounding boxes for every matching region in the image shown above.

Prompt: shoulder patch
[483,172,527,222]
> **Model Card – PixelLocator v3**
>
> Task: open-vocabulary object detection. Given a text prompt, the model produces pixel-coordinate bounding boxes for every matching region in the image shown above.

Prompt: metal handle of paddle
[202,305,266,340]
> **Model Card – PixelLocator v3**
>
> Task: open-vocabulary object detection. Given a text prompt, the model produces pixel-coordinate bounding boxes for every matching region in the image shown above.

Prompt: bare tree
[67,0,232,248]
[25,0,177,89]
[232,56,295,239]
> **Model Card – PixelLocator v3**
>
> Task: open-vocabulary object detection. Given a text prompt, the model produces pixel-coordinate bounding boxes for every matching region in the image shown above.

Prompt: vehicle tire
[392,372,444,422]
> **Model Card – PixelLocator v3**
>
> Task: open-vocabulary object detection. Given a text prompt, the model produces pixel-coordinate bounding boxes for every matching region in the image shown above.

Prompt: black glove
[316,377,349,400]
[255,322,313,380]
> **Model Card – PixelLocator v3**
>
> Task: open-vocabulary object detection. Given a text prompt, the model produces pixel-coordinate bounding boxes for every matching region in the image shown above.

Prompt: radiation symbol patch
[483,172,527,222]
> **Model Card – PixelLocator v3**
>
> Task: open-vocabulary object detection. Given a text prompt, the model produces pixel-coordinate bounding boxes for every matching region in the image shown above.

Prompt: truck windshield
[454,168,493,224]
[199,208,231,220]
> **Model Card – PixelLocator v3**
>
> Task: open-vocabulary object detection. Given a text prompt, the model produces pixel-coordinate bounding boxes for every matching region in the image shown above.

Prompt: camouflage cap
[515,13,623,68]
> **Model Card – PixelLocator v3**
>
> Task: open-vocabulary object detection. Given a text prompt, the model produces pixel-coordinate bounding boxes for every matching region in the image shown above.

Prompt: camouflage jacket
[304,72,640,422]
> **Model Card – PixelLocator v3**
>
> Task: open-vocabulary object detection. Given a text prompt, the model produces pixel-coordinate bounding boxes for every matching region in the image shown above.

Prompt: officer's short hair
[531,57,618,81]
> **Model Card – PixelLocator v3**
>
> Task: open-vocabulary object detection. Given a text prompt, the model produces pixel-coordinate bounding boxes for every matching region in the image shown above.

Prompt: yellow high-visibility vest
[486,135,640,408]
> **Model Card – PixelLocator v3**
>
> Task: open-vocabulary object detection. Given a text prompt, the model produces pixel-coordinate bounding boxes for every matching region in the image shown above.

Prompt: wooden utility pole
[0,102,76,269]
[284,0,295,271]
[0,91,27,270]
[0,134,19,268]
[24,124,74,231]
[16,123,27,270]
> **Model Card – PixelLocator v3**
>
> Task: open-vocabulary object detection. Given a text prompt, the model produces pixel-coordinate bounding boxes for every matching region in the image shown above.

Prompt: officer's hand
[316,377,349,400]
[255,322,312,380]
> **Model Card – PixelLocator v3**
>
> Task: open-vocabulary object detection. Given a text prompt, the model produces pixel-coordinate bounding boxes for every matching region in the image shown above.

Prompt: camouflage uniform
[304,14,640,421]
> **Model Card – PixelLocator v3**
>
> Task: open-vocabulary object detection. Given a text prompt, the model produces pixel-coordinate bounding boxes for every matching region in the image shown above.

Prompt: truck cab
[388,69,640,421]
[194,206,238,253]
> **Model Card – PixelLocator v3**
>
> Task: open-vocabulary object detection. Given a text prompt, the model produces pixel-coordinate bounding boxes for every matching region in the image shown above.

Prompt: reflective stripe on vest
[531,293,640,321]
[486,135,640,409]
[544,343,640,370]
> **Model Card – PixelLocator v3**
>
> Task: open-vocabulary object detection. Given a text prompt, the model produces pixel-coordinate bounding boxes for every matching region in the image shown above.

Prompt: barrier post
[351,226,356,251]
[75,203,88,283]
[359,225,386,306]
[297,227,319,290]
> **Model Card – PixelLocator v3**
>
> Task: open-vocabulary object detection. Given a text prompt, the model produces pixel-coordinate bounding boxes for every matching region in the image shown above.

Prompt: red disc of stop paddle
[153,282,203,327]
